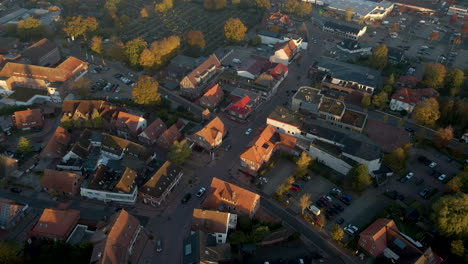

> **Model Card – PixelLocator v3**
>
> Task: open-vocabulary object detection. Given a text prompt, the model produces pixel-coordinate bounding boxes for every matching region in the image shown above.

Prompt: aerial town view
[0,0,466,263]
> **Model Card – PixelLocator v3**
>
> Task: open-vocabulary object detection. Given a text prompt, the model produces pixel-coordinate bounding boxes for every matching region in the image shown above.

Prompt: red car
[319,198,329,207]
[290,186,300,192]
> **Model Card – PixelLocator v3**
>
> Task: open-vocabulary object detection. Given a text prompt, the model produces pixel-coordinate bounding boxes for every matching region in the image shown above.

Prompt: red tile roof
[391,88,439,105]
[268,63,289,79]
[397,76,420,88]
[158,123,182,147]
[240,125,276,167]
[184,55,220,87]
[42,169,81,194]
[359,218,398,257]
[113,111,146,134]
[40,126,71,159]
[202,177,260,216]
[13,108,43,130]
[30,208,80,239]
[191,209,229,234]
[189,116,226,148]
[277,40,297,59]
[266,12,292,26]
[22,38,58,63]
[226,95,253,115]
[200,83,224,108]
[139,118,167,143]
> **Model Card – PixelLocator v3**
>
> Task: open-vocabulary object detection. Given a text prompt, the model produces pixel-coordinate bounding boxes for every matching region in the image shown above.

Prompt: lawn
[119,2,262,54]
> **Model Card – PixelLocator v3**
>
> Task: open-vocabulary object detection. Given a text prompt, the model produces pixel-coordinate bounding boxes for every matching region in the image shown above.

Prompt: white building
[269,40,299,66]
[191,209,237,244]
[447,5,468,17]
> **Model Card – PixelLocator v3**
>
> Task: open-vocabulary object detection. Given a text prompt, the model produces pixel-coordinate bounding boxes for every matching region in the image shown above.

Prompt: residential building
[316,57,381,94]
[389,88,439,113]
[359,218,443,264]
[269,40,298,66]
[0,56,88,103]
[229,87,261,103]
[111,111,147,139]
[59,129,102,171]
[225,95,256,121]
[42,169,82,197]
[180,54,221,98]
[62,100,116,122]
[182,231,231,264]
[12,108,44,131]
[139,161,183,206]
[191,209,237,244]
[0,37,19,54]
[262,11,293,32]
[157,120,184,149]
[80,165,138,204]
[29,207,80,240]
[138,118,167,145]
[202,177,260,218]
[447,5,468,17]
[0,8,61,28]
[164,55,206,82]
[397,76,420,88]
[187,116,226,151]
[40,126,72,159]
[199,83,224,109]
[237,59,266,80]
[321,20,367,40]
[337,39,372,54]
[322,0,394,22]
[21,38,60,66]
[0,199,28,230]
[90,210,153,264]
[0,155,18,178]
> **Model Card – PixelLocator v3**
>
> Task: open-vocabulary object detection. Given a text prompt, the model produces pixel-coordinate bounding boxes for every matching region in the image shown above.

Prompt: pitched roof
[113,111,145,133]
[397,76,420,87]
[0,199,26,227]
[240,125,276,165]
[113,168,137,193]
[202,177,260,215]
[191,209,229,234]
[277,40,297,59]
[391,88,439,105]
[42,169,81,193]
[192,117,225,146]
[139,118,167,142]
[40,126,72,159]
[184,55,221,87]
[21,38,58,62]
[30,208,80,239]
[62,100,115,120]
[359,219,399,257]
[158,123,182,146]
[0,56,86,82]
[13,108,43,128]
[101,133,149,159]
[200,83,224,107]
[90,210,140,264]
[140,161,182,198]
[239,59,266,76]
[226,95,253,115]
[268,63,289,79]
[266,11,292,25]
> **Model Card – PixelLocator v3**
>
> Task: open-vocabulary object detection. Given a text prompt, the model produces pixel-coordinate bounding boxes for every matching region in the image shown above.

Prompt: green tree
[62,16,98,40]
[91,109,104,128]
[229,231,247,244]
[386,73,395,86]
[132,76,161,105]
[60,115,73,129]
[423,63,446,89]
[72,116,82,127]
[299,193,311,214]
[361,95,371,107]
[432,192,468,238]
[106,41,125,60]
[384,146,410,173]
[348,164,372,192]
[434,126,454,149]
[445,68,464,96]
[17,137,32,154]
[344,7,354,22]
[369,44,388,69]
[296,2,312,17]
[224,18,247,42]
[0,241,21,264]
[105,0,122,15]
[168,139,192,165]
[90,36,103,54]
[296,151,312,178]
[413,98,440,127]
[185,30,206,49]
[232,0,240,5]
[125,38,147,67]
[372,91,388,109]
[451,240,465,257]
[250,35,262,46]
[331,224,344,241]
[251,225,270,242]
[17,17,44,40]
[414,127,426,143]
[255,0,270,9]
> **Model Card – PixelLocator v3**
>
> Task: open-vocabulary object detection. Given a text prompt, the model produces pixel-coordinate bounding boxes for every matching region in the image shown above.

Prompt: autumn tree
[63,16,98,40]
[413,98,440,127]
[140,7,150,17]
[105,0,122,16]
[224,18,247,42]
[331,224,344,241]
[125,38,147,67]
[168,140,192,165]
[255,0,270,9]
[432,192,468,238]
[296,151,312,179]
[17,137,32,154]
[131,76,161,105]
[296,2,312,17]
[91,109,104,128]
[185,30,206,49]
[423,63,446,89]
[284,0,298,14]
[349,164,372,192]
[107,41,125,60]
[139,48,156,70]
[445,68,465,96]
[391,23,399,31]
[90,36,103,54]
[384,145,410,173]
[451,240,465,257]
[361,95,371,107]
[61,115,73,129]
[155,0,173,12]
[344,7,354,22]
[0,242,21,264]
[299,193,311,214]
[372,91,388,109]
[369,44,388,69]
[17,17,45,40]
[150,36,181,69]
[204,0,227,10]
[434,126,454,149]
[250,35,262,46]
[447,171,468,193]
[70,77,92,98]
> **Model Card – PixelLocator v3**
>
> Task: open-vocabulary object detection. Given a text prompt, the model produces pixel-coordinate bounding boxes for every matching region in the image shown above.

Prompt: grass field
[119,2,262,54]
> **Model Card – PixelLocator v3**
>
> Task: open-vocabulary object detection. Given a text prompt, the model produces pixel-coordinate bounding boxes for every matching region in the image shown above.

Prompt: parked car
[400,172,414,183]
[438,174,447,182]
[429,162,437,168]
[318,198,329,207]
[344,225,358,235]
[181,193,192,204]
[330,188,342,198]
[10,187,21,193]
[290,186,300,192]
[307,204,321,216]
[322,195,333,202]
[340,194,352,205]
[196,187,206,197]
[292,182,302,189]
[114,73,123,78]
[419,188,430,199]
[156,240,162,252]
[245,128,253,135]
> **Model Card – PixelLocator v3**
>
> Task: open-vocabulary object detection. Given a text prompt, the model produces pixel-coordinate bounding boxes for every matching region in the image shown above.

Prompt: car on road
[181,193,192,204]
[10,187,21,193]
[196,187,206,197]
[156,240,162,252]
[245,128,253,135]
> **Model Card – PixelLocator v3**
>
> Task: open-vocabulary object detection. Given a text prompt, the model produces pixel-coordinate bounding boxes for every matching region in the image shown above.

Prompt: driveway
[263,159,296,196]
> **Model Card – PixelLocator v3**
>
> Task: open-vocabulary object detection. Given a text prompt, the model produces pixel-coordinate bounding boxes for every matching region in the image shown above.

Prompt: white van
[307,204,321,216]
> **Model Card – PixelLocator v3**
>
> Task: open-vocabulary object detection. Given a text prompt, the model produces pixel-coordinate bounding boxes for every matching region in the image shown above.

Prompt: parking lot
[86,62,137,100]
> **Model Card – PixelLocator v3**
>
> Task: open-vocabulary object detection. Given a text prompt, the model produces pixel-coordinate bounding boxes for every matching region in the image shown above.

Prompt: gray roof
[230,87,260,101]
[182,231,231,264]
[323,21,365,34]
[257,30,284,39]
[293,86,322,104]
[324,0,393,16]
[317,57,381,88]
[0,8,28,24]
[268,106,302,127]
[170,55,206,69]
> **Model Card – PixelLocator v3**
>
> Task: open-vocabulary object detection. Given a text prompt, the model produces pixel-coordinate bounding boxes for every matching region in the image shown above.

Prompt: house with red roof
[29,207,80,240]
[0,199,28,230]
[139,161,183,206]
[269,40,298,66]
[111,111,147,139]
[138,118,167,145]
[389,88,439,113]
[157,120,184,149]
[180,54,221,98]
[40,126,72,159]
[397,76,420,88]
[359,218,443,264]
[262,12,294,32]
[268,63,289,80]
[199,83,224,110]
[187,116,226,151]
[237,59,266,80]
[225,95,256,121]
[12,108,44,131]
[42,169,82,197]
